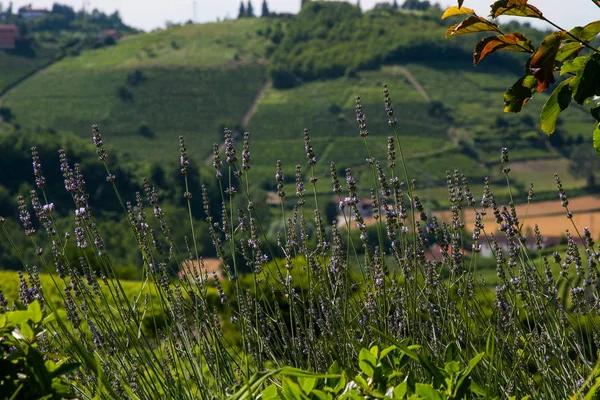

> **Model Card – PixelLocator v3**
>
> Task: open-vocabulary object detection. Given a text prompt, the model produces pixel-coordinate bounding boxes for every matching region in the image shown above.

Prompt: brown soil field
[435,195,600,238]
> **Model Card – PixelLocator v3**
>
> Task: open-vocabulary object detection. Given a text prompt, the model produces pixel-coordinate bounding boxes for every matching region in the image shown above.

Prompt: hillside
[0,2,596,206]
[1,18,276,160]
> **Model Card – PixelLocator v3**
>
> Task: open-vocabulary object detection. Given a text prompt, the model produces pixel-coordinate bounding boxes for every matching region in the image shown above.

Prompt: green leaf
[485,331,495,360]
[280,367,340,379]
[393,381,408,398]
[568,21,600,43]
[593,124,600,155]
[0,313,6,328]
[556,42,585,63]
[473,33,534,65]
[446,16,501,39]
[561,56,589,76]
[282,378,307,400]
[380,345,397,360]
[50,362,80,379]
[7,310,33,326]
[311,390,330,400]
[570,54,600,104]
[259,384,279,399]
[541,77,573,134]
[359,348,377,378]
[444,361,461,375]
[530,31,566,91]
[19,322,34,341]
[441,6,475,19]
[29,300,42,324]
[415,383,445,400]
[455,352,486,393]
[299,377,317,394]
[504,74,537,112]
[444,343,459,363]
[490,0,543,19]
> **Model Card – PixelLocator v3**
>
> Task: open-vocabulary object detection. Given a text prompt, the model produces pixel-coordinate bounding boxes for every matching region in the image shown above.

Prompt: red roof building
[0,25,19,50]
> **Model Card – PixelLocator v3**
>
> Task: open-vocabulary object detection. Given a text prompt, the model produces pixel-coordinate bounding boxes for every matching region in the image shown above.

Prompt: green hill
[0,2,595,204]
[2,19,275,160]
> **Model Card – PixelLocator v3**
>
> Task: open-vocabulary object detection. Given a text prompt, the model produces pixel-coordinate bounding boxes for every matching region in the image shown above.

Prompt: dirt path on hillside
[205,80,271,163]
[392,66,430,102]
[242,80,271,127]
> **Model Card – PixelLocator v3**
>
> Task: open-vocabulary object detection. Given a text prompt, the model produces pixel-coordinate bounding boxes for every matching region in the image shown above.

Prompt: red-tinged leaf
[504,74,537,112]
[490,0,543,19]
[540,77,573,135]
[556,42,585,63]
[592,0,600,9]
[442,6,475,19]
[529,31,566,91]
[446,16,500,38]
[570,54,600,104]
[473,33,534,65]
[568,21,600,43]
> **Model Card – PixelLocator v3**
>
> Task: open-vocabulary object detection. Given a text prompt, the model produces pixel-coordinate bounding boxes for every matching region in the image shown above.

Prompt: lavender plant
[0,87,599,399]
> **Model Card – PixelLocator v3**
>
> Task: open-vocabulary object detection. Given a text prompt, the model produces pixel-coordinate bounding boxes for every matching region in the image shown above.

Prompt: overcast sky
[2,0,598,32]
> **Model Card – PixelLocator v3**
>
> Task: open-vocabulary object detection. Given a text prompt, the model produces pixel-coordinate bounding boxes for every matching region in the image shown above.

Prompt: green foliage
[0,301,79,399]
[234,343,488,399]
[445,0,600,149]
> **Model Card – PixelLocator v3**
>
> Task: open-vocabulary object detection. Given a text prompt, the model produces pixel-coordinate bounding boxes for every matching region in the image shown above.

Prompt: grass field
[0,42,63,93]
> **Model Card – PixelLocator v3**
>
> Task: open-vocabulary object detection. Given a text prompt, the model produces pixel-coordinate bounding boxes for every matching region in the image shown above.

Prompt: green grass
[0,42,63,93]
[4,64,267,161]
[51,19,274,71]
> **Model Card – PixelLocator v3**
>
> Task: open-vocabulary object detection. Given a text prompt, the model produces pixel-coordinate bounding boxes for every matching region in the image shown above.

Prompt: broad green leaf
[441,6,475,19]
[0,313,6,328]
[282,378,306,400]
[504,74,537,112]
[530,31,566,91]
[455,352,486,392]
[446,16,500,39]
[311,390,330,400]
[541,77,573,134]
[490,0,543,19]
[6,310,33,326]
[370,345,379,359]
[50,362,80,379]
[444,343,459,363]
[393,381,408,398]
[300,377,317,394]
[259,384,279,400]
[444,361,461,375]
[571,54,600,104]
[380,345,397,360]
[561,56,589,75]
[556,42,585,63]
[594,124,600,155]
[568,21,600,43]
[359,348,377,378]
[19,322,34,341]
[473,33,534,65]
[415,384,444,400]
[29,300,42,324]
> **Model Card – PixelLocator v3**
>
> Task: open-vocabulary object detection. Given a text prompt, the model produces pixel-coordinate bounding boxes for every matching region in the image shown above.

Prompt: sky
[2,0,598,32]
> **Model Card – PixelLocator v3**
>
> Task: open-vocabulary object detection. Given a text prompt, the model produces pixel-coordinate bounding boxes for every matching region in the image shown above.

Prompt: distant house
[18,5,49,20]
[97,29,120,43]
[0,25,19,50]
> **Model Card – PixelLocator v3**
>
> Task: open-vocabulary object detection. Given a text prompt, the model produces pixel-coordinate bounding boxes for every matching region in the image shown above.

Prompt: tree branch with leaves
[444,0,600,152]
